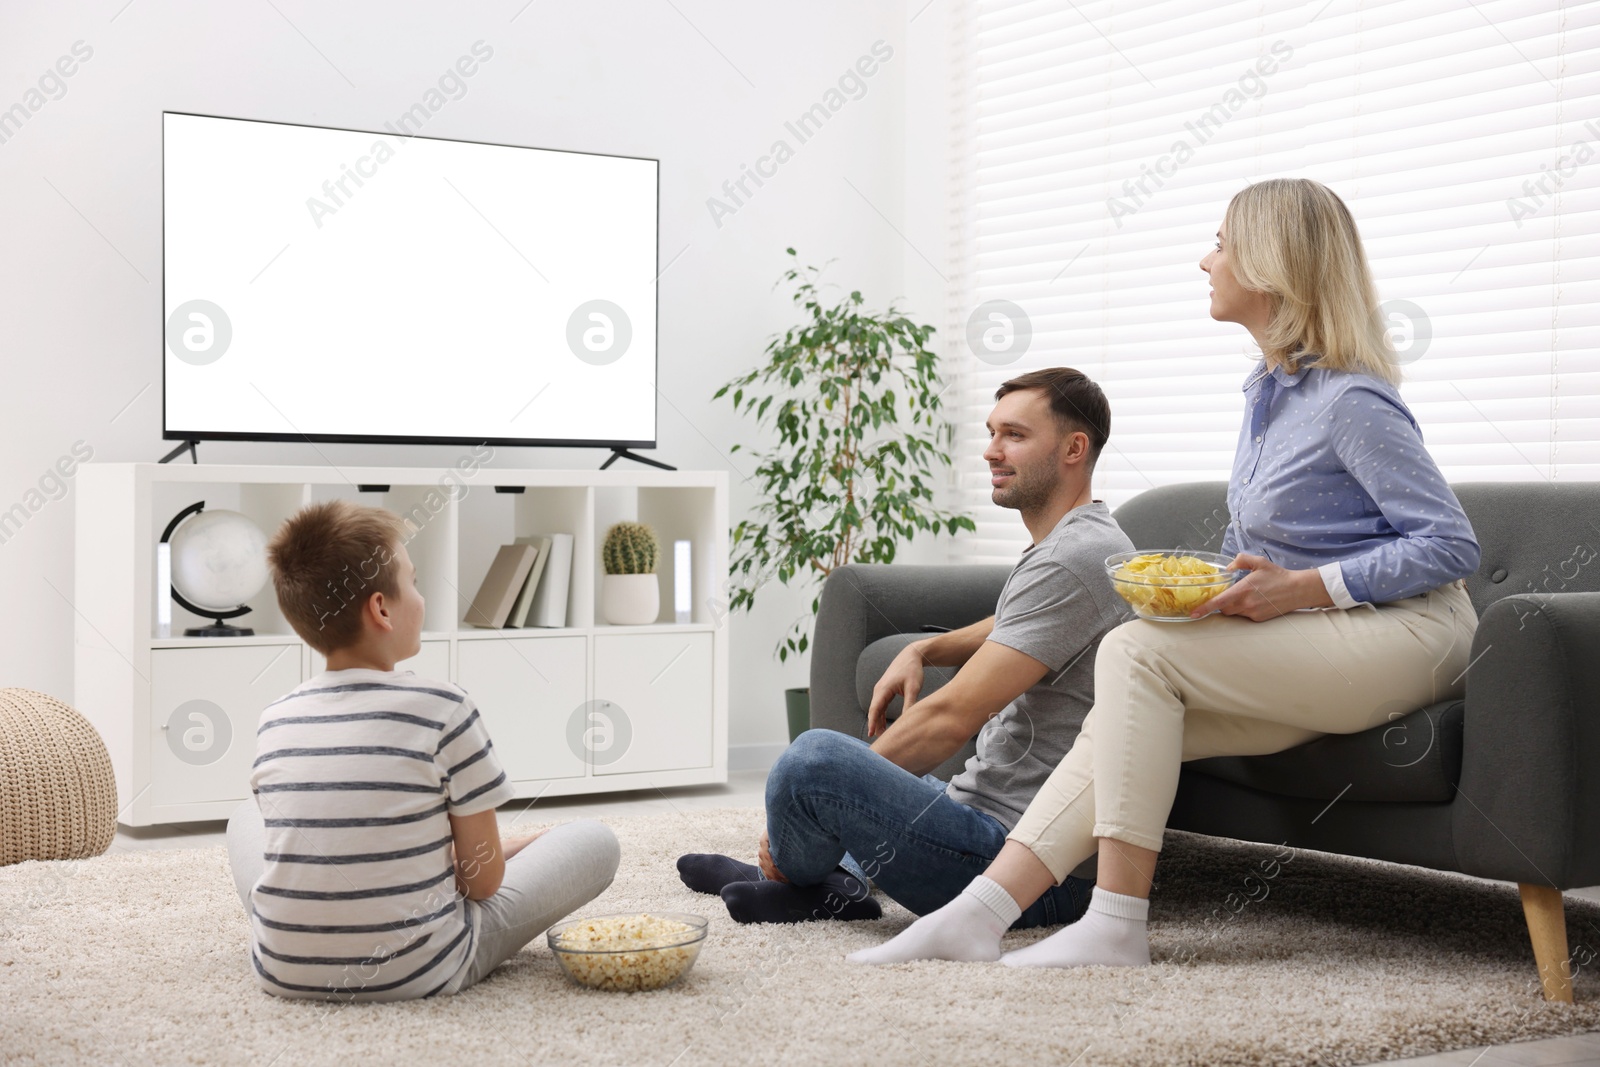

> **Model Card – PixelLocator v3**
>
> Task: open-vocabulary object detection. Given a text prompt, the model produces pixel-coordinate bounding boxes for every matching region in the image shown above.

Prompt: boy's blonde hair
[1223,177,1401,385]
[266,499,411,655]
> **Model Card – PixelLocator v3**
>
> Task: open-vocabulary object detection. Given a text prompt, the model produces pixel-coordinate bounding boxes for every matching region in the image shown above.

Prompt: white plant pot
[602,573,660,626]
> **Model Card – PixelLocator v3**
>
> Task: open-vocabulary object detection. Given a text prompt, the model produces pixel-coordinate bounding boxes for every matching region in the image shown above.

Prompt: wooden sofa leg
[1518,883,1574,1003]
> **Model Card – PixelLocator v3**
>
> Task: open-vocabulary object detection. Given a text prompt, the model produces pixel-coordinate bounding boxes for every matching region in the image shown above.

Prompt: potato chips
[1110,552,1233,619]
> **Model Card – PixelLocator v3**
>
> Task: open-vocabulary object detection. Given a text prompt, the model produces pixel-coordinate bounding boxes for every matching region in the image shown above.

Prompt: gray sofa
[810,481,1600,1001]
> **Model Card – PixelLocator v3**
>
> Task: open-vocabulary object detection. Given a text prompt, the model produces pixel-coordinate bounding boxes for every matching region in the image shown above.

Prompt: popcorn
[549,913,704,992]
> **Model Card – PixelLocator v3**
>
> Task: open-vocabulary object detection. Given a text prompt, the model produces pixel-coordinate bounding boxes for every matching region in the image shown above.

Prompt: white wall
[0,0,951,763]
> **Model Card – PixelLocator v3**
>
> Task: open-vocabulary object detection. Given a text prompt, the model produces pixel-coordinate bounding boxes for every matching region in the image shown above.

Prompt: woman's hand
[1191,553,1334,621]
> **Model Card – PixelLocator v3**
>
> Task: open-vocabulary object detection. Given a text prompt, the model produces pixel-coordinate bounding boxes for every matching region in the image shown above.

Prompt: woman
[849,178,1481,968]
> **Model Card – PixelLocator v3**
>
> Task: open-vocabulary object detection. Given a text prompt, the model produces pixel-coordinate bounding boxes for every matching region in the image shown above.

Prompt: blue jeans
[765,730,1092,929]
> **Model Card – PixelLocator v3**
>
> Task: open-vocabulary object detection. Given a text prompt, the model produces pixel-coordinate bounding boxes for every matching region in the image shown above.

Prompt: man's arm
[869,639,1050,777]
[757,633,1046,882]
[866,616,995,737]
[917,615,996,666]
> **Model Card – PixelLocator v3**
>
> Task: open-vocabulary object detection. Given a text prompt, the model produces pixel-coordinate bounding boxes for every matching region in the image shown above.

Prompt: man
[677,367,1137,927]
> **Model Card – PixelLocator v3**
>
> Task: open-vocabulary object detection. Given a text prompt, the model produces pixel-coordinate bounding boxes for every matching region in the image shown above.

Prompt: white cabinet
[591,633,714,776]
[75,462,729,825]
[457,636,587,782]
[148,644,302,807]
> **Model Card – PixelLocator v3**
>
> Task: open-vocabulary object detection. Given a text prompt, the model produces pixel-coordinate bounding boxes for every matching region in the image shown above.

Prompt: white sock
[847,876,1021,965]
[1001,886,1151,968]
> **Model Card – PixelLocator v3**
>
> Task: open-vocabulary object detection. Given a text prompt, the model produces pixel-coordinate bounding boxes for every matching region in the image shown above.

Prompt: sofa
[809,481,1600,1002]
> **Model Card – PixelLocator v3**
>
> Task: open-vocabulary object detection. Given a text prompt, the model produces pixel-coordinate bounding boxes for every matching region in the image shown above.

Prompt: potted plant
[714,248,975,741]
[601,521,661,625]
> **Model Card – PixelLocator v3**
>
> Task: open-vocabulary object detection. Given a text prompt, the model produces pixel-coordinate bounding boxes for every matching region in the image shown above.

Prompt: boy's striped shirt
[246,668,514,1001]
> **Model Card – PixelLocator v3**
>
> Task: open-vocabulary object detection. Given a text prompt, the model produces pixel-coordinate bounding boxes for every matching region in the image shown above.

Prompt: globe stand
[173,594,255,638]
[161,501,260,638]
[183,622,254,637]
[184,621,254,637]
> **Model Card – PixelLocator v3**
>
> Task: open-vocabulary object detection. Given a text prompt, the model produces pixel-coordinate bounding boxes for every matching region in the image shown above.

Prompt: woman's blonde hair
[1223,178,1400,384]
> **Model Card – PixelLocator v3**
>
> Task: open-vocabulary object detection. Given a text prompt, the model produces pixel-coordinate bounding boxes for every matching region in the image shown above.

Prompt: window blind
[945,0,1599,563]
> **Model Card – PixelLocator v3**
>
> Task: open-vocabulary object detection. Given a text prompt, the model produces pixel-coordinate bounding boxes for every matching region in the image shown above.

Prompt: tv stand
[159,439,200,464]
[601,447,676,471]
[74,462,729,826]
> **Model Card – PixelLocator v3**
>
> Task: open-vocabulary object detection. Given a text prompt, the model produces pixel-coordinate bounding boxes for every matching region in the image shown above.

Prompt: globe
[169,509,270,614]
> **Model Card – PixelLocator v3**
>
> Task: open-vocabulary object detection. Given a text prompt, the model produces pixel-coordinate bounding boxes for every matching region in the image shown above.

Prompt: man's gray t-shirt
[945,501,1136,856]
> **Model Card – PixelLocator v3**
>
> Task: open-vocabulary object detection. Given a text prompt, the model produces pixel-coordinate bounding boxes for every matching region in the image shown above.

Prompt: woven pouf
[0,688,117,865]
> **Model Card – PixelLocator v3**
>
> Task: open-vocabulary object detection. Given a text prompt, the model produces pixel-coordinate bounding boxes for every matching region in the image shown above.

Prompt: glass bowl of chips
[1105,550,1243,622]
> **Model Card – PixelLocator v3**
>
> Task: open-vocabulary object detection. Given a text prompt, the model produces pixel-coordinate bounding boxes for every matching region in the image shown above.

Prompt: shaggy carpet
[2,806,1597,1066]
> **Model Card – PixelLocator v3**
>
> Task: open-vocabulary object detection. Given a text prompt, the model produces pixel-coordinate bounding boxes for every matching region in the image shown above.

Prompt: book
[464,543,538,628]
[527,533,574,628]
[506,535,553,628]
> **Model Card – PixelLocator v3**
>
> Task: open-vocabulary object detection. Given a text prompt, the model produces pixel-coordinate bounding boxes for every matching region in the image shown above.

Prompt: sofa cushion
[1185,699,1465,803]
[856,634,957,720]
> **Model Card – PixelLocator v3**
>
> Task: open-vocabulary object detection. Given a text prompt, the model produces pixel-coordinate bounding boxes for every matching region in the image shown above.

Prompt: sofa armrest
[1452,591,1600,888]
[809,564,1011,740]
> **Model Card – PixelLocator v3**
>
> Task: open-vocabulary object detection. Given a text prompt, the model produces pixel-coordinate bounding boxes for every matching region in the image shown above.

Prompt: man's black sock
[720,869,882,924]
[676,853,763,895]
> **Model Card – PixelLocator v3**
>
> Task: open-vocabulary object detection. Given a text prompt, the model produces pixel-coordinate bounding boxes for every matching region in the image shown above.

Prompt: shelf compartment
[150,480,309,641]
[456,485,590,631]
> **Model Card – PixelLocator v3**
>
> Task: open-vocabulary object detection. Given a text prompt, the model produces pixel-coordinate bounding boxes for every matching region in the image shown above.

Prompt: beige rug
[2,806,1597,1066]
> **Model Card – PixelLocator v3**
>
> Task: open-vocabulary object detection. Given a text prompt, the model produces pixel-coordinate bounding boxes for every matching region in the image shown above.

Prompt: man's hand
[757,830,788,883]
[1193,553,1334,621]
[870,640,1050,777]
[866,640,930,737]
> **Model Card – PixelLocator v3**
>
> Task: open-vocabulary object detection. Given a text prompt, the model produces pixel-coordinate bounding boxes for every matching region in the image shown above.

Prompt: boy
[224,499,620,1001]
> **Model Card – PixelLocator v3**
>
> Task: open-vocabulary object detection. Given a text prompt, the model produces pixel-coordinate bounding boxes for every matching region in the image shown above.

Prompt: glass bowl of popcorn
[547,912,708,992]
[1105,550,1243,622]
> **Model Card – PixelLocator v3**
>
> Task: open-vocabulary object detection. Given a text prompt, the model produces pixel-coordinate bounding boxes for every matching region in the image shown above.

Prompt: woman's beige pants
[1007,578,1478,880]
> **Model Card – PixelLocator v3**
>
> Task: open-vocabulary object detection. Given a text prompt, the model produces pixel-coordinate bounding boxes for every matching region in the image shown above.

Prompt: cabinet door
[456,637,586,783]
[149,644,304,808]
[591,633,713,776]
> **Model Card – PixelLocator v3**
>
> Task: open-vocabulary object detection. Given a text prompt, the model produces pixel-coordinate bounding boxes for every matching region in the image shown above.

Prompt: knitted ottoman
[0,688,117,865]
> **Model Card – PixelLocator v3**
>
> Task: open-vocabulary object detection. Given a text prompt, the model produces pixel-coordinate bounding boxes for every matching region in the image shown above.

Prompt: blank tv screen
[163,112,658,448]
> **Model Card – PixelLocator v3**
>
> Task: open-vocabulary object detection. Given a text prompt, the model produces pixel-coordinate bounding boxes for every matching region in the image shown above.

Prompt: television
[162,111,659,452]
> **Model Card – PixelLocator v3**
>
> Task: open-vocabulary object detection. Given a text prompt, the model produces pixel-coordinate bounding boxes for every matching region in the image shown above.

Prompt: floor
[112,769,1600,1067]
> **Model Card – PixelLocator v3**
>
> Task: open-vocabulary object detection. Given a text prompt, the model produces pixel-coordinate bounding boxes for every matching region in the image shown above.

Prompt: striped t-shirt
[246,668,515,1001]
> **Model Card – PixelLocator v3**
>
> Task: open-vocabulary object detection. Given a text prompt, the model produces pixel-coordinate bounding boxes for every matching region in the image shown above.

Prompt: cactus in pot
[603,521,659,576]
[601,521,662,625]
